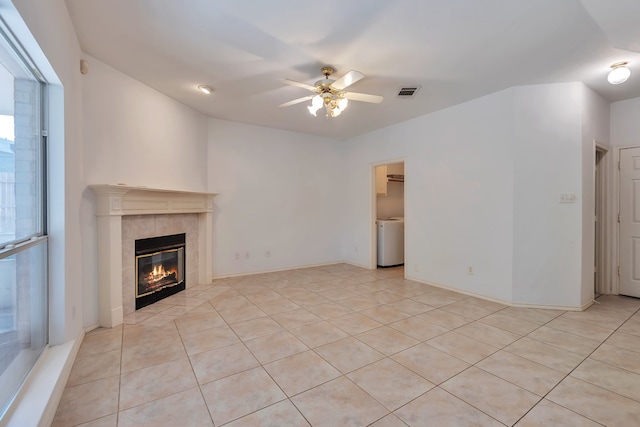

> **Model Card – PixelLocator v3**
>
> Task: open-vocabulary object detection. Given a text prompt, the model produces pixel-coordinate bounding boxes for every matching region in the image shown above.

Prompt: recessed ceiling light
[197,85,214,95]
[607,62,630,85]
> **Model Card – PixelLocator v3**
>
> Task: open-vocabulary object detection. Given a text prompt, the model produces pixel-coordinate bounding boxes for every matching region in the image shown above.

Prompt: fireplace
[90,185,216,327]
[135,233,185,310]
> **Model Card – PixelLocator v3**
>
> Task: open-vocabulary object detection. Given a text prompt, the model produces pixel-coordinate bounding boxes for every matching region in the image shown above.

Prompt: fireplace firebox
[135,233,185,310]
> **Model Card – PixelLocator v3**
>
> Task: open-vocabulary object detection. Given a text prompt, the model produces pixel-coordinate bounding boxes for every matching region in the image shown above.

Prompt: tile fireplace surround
[90,185,217,328]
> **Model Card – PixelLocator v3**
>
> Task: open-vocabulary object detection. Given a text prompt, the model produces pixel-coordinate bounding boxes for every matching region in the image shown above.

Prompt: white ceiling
[64,0,640,139]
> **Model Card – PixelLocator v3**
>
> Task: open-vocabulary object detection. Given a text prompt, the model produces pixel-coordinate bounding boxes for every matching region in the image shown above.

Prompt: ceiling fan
[280,66,383,117]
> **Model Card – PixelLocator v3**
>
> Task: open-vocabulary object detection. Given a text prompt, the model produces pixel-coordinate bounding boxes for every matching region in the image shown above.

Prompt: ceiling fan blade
[331,70,365,90]
[344,92,384,104]
[283,79,317,92]
[279,95,313,108]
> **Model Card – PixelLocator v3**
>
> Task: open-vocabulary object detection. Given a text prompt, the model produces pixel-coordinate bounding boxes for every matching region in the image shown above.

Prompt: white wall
[207,119,343,277]
[339,82,606,308]
[339,89,515,302]
[80,55,209,327]
[580,86,610,304]
[81,55,208,190]
[376,181,404,219]
[0,1,616,422]
[611,96,640,146]
[511,83,584,307]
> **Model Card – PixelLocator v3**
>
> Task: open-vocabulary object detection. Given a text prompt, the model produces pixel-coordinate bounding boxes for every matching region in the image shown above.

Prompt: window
[0,18,47,417]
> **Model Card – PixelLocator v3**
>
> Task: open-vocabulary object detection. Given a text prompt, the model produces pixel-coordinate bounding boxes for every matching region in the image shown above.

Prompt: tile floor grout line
[179,322,217,426]
[552,303,640,332]
[506,297,640,426]
[425,385,508,426]
[385,292,634,425]
[59,268,640,426]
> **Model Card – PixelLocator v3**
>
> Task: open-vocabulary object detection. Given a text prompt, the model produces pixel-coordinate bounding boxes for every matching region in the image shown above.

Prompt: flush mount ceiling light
[197,85,214,95]
[607,62,630,85]
[279,66,383,118]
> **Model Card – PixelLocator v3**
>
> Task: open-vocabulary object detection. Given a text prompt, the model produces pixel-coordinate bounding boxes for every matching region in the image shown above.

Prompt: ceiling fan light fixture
[312,95,323,108]
[283,66,383,118]
[197,85,214,95]
[307,104,321,116]
[608,62,630,85]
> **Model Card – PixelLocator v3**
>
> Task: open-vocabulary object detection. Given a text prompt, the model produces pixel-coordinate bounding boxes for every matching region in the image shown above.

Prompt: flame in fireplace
[146,263,178,285]
[136,244,184,299]
[151,264,167,280]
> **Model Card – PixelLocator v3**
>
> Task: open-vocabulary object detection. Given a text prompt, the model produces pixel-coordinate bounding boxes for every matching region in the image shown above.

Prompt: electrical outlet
[234,252,240,260]
[467,266,474,274]
[265,250,271,257]
[245,251,250,259]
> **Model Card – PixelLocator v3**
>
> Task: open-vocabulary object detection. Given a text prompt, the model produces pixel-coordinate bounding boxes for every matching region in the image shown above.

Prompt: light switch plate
[560,193,576,203]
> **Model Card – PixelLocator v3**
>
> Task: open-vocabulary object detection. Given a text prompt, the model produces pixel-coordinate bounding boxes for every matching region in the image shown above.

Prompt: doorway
[594,145,608,296]
[373,161,405,269]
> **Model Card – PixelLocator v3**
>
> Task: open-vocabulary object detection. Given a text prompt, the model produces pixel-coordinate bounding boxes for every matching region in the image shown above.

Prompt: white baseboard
[211,260,345,280]
[405,275,513,306]
[405,275,587,311]
[341,260,372,270]
[511,299,593,312]
[84,324,100,333]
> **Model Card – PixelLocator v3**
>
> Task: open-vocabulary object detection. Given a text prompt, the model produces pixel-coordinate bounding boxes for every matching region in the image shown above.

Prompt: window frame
[0,17,48,251]
[0,14,49,419]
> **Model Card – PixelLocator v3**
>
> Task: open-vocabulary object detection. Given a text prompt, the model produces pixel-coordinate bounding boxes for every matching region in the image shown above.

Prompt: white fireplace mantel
[90,185,218,328]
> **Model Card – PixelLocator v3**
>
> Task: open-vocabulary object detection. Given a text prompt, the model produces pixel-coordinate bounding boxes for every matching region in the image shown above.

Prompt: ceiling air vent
[397,86,421,98]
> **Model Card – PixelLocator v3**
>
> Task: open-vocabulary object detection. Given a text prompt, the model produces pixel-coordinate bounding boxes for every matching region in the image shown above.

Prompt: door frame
[370,158,406,271]
[594,143,610,295]
[613,145,640,295]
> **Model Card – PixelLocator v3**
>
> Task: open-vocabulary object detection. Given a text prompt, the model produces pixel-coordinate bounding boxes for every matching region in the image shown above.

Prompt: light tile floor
[53,264,640,426]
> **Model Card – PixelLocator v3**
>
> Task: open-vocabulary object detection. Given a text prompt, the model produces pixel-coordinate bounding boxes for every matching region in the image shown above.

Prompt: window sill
[2,333,82,427]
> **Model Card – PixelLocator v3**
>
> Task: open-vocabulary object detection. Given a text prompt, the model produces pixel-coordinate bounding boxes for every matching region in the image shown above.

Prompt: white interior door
[619,147,640,297]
